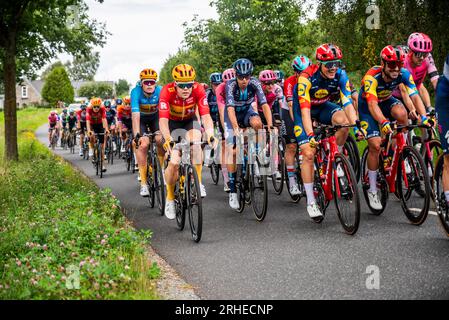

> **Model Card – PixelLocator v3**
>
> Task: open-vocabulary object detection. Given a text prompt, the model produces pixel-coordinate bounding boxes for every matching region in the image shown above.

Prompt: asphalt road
[37,126,449,300]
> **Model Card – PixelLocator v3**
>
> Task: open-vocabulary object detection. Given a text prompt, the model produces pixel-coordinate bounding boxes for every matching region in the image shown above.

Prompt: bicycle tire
[210,163,220,185]
[99,143,104,179]
[396,146,430,225]
[344,134,361,182]
[186,165,203,242]
[250,159,268,222]
[236,164,246,213]
[271,141,285,195]
[154,155,166,216]
[147,162,155,208]
[333,154,360,235]
[175,173,186,231]
[434,155,449,237]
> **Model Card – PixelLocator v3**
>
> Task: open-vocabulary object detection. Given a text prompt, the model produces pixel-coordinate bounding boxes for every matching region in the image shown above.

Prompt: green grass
[0,108,160,299]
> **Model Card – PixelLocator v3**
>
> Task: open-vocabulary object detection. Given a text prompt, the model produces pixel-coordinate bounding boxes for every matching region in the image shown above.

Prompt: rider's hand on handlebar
[207,135,218,149]
[163,137,174,153]
[381,120,393,135]
[420,114,433,127]
[307,133,319,148]
[353,126,366,141]
[409,109,418,121]
[134,132,141,146]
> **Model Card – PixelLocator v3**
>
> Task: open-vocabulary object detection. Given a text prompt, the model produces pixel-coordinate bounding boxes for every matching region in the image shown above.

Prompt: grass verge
[0,108,160,299]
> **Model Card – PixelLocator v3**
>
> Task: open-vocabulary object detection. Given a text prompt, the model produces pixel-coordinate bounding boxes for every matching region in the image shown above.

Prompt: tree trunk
[3,35,18,162]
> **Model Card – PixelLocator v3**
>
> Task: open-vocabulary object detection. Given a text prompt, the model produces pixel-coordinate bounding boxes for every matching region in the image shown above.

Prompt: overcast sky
[57,0,219,85]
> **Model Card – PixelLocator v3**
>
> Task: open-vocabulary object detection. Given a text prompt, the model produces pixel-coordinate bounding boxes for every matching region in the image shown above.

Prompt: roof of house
[18,79,115,98]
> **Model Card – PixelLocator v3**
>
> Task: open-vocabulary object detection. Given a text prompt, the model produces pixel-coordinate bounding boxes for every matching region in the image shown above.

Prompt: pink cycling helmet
[408,32,432,53]
[222,68,236,83]
[259,70,277,82]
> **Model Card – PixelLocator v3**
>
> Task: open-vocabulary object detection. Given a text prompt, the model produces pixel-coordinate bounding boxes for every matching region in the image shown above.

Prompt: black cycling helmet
[233,58,254,77]
[81,104,87,110]
[209,72,223,85]
[274,70,285,81]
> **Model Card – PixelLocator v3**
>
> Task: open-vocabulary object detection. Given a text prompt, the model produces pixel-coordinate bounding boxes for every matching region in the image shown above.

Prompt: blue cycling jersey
[105,108,116,124]
[206,88,219,122]
[225,77,267,113]
[130,84,162,116]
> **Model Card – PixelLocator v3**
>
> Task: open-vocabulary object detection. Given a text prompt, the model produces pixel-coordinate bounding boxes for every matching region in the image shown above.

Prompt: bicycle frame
[382,131,409,194]
[316,135,338,201]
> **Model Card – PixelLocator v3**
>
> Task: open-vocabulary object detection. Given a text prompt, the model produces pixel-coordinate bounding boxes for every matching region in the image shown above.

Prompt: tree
[0,0,108,161]
[40,61,66,80]
[42,66,74,106]
[78,82,113,99]
[66,51,100,81]
[115,79,130,97]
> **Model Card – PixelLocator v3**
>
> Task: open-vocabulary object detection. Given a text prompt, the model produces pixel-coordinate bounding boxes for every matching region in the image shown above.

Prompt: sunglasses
[413,51,429,59]
[323,60,341,69]
[237,75,251,80]
[176,82,194,89]
[385,61,403,69]
[93,106,100,109]
[263,81,276,86]
[142,80,156,86]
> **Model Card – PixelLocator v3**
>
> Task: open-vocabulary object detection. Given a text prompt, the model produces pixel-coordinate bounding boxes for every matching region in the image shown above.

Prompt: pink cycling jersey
[216,82,226,114]
[393,52,439,98]
[48,115,59,125]
[258,84,283,112]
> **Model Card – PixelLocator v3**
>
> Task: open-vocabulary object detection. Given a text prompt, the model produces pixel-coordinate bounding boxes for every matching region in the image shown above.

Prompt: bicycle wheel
[343,134,361,182]
[109,137,114,165]
[250,159,268,221]
[147,162,155,208]
[396,146,431,225]
[271,140,285,195]
[186,165,203,242]
[235,164,246,213]
[210,162,220,185]
[94,145,99,176]
[175,177,186,231]
[361,147,389,215]
[422,139,443,194]
[434,155,449,236]
[333,154,360,235]
[99,143,104,179]
[154,154,166,216]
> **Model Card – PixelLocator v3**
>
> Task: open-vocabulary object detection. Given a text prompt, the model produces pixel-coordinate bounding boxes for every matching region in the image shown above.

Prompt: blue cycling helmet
[274,70,285,81]
[233,58,254,76]
[103,100,112,108]
[115,98,123,105]
[292,55,311,73]
[209,72,223,85]
[80,104,87,110]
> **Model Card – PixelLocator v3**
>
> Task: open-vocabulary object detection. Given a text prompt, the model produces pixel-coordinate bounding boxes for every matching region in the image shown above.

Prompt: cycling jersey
[48,115,59,126]
[360,66,418,103]
[105,108,117,125]
[297,65,353,110]
[76,109,87,123]
[206,88,219,123]
[158,82,209,121]
[261,84,283,112]
[60,112,68,125]
[284,74,298,103]
[130,83,162,116]
[67,115,77,129]
[436,75,449,154]
[117,105,132,122]
[86,107,106,125]
[225,77,267,113]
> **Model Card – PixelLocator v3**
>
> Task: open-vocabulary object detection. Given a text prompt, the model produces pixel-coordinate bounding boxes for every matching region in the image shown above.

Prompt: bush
[42,66,75,106]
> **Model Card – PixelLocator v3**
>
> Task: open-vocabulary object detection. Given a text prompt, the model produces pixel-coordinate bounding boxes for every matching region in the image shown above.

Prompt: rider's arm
[195,85,215,139]
[158,85,172,142]
[225,81,239,131]
[402,69,426,116]
[130,87,141,136]
[293,78,313,137]
[418,85,432,110]
[427,53,439,90]
[399,83,416,114]
[254,79,273,127]
[260,103,273,127]
[339,70,357,124]
[216,84,226,130]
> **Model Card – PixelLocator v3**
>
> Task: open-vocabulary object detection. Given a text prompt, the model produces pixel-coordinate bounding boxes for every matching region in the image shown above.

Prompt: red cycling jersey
[284,74,298,103]
[117,105,132,121]
[86,106,106,125]
[158,82,210,121]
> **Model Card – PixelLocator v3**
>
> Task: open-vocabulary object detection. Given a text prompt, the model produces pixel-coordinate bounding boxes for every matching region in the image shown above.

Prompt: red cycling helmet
[316,43,343,62]
[380,45,405,63]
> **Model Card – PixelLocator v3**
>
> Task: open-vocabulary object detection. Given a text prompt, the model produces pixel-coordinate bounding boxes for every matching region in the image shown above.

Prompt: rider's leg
[154,133,165,167]
[331,110,350,149]
[164,149,180,201]
[300,143,317,205]
[367,137,382,193]
[221,139,229,183]
[187,129,204,184]
[285,143,298,186]
[137,136,150,186]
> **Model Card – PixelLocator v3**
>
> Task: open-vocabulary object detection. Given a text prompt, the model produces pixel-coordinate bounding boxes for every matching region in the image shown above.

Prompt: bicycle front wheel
[434,155,449,237]
[396,146,431,225]
[333,154,360,235]
[343,134,361,182]
[186,165,203,242]
[271,141,285,195]
[250,159,268,222]
[147,162,155,209]
[154,155,166,216]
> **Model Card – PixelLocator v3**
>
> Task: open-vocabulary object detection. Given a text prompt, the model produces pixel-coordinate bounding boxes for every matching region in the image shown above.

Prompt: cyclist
[76,104,88,156]
[224,58,274,210]
[86,97,109,172]
[205,72,225,168]
[393,33,439,117]
[67,108,78,137]
[274,70,285,88]
[48,110,60,147]
[117,96,132,154]
[104,100,117,152]
[216,68,237,192]
[115,98,123,111]
[282,55,312,196]
[131,68,164,197]
[293,44,359,220]
[159,64,216,219]
[59,107,69,146]
[359,45,429,210]
[436,55,449,207]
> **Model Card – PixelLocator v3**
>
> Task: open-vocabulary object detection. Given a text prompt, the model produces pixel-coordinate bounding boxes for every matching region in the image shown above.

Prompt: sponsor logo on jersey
[360,121,369,131]
[378,90,391,99]
[315,89,329,99]
[294,125,303,137]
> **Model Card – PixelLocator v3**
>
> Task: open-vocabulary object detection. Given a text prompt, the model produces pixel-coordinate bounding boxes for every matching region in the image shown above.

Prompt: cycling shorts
[92,123,105,144]
[281,108,296,144]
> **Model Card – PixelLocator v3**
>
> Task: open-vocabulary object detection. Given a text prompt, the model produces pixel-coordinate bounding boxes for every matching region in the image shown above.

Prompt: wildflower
[100,239,107,245]
[16,260,22,267]
[43,245,48,251]
[118,256,125,262]
[60,242,65,247]
[124,265,130,270]
[32,269,37,273]
[79,261,86,268]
